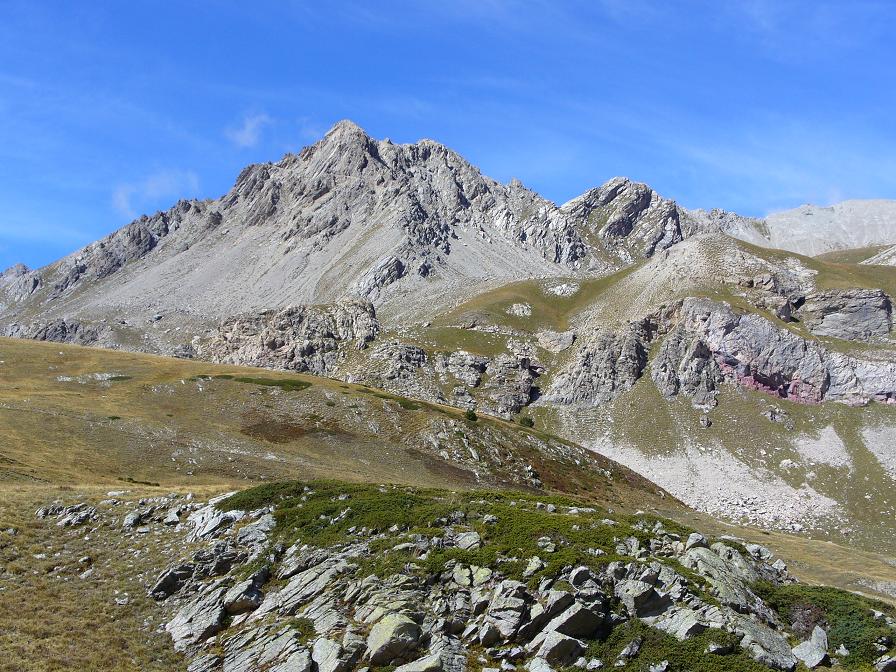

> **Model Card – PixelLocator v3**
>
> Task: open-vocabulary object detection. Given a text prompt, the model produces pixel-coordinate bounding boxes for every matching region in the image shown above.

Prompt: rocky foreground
[32,483,896,672]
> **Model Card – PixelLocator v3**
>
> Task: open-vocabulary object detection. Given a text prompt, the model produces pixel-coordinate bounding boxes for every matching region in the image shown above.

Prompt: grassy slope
[0,336,679,671]
[0,336,670,506]
[3,337,895,606]
[815,245,890,265]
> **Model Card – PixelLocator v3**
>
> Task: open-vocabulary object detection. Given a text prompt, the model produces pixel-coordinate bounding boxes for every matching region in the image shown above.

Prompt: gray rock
[165,583,228,651]
[455,531,482,551]
[535,631,586,666]
[542,603,606,639]
[312,638,347,672]
[731,615,797,671]
[394,653,444,672]
[150,563,194,600]
[163,508,182,526]
[365,614,421,665]
[271,649,314,672]
[614,580,672,618]
[649,607,708,640]
[876,655,896,671]
[223,567,269,614]
[792,625,829,668]
[536,330,575,353]
[797,289,892,342]
[685,532,708,550]
[202,299,379,375]
[546,323,650,405]
[614,637,642,666]
[486,580,532,639]
[681,546,758,613]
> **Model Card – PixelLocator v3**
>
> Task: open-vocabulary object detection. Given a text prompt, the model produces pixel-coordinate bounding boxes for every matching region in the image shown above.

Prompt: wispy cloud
[112,170,200,220]
[225,113,272,148]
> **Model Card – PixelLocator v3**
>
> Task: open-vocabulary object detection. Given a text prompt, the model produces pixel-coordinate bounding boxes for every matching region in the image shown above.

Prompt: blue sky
[2,1,895,270]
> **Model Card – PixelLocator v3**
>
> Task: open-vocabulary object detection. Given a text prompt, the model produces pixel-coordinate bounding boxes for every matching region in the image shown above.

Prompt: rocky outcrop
[478,354,538,417]
[796,289,892,342]
[0,263,40,305]
[546,296,896,408]
[544,323,654,405]
[652,298,896,406]
[3,318,104,346]
[535,330,575,353]
[142,487,832,672]
[49,199,202,300]
[358,343,537,418]
[199,299,379,375]
[651,329,722,408]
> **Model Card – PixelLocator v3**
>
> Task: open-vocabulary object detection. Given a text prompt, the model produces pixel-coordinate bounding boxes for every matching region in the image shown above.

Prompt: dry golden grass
[0,485,202,671]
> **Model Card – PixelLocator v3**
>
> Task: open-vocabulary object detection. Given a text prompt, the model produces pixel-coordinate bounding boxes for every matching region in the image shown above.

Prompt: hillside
[3,338,896,672]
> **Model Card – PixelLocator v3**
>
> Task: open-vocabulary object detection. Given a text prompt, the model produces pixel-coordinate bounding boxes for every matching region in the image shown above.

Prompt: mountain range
[4,120,896,557]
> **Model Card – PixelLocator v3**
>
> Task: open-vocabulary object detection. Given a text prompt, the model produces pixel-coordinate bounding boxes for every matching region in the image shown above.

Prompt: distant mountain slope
[863,243,896,266]
[722,200,896,256]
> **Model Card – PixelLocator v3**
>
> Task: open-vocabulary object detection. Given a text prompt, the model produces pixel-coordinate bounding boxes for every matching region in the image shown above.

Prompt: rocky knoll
[198,299,379,376]
[32,482,896,672]
[363,341,540,418]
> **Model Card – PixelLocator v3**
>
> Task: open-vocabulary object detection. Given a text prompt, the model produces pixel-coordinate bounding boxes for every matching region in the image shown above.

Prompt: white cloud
[112,169,200,220]
[226,113,272,148]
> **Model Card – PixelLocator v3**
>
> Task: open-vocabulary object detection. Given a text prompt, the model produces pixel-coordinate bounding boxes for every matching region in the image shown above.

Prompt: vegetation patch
[287,617,317,643]
[583,620,767,671]
[220,481,689,584]
[118,476,161,487]
[752,581,896,666]
[231,376,312,392]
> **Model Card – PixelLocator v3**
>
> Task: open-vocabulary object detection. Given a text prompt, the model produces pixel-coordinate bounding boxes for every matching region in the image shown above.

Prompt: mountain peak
[324,119,369,141]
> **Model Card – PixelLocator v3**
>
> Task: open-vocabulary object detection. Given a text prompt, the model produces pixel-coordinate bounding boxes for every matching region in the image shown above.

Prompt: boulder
[536,330,575,353]
[395,653,444,672]
[312,638,346,672]
[614,580,672,618]
[792,625,829,668]
[223,568,269,615]
[165,584,228,651]
[542,603,606,639]
[150,563,195,600]
[649,607,708,640]
[876,655,896,671]
[731,615,797,671]
[365,614,421,665]
[455,531,482,551]
[535,632,586,666]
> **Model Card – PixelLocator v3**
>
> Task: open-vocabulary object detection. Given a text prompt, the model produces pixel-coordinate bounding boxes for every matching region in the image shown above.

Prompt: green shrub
[464,409,478,422]
[752,581,896,666]
[583,620,766,671]
[519,416,534,428]
[288,617,316,643]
